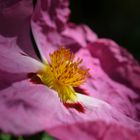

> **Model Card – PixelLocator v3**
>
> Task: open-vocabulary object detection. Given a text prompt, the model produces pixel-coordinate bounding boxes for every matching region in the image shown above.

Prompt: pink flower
[0,0,140,139]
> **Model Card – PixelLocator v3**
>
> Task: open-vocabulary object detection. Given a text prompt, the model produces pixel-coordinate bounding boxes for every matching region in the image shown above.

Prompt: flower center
[37,47,89,103]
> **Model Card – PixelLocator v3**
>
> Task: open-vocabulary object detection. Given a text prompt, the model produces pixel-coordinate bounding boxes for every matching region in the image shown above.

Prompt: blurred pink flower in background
[0,0,140,139]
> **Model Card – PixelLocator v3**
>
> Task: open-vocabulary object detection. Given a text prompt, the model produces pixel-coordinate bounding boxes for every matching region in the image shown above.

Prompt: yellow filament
[38,47,89,102]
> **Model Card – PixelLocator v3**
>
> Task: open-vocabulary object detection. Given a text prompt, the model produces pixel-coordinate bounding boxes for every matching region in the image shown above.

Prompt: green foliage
[42,133,55,140]
[0,132,56,140]
[0,133,11,140]
[18,136,24,140]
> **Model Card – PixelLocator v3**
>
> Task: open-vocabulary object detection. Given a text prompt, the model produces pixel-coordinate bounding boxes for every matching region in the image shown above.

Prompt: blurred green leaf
[0,133,11,140]
[42,133,55,140]
[18,136,24,140]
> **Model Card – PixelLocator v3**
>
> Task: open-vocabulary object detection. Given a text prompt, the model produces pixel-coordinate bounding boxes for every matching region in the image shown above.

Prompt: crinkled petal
[0,0,37,58]
[1,80,140,136]
[1,0,139,138]
[0,69,25,90]
[31,0,97,61]
[46,93,140,139]
[75,42,140,121]
[76,94,140,131]
[62,23,97,47]
[0,35,43,73]
[88,39,140,93]
[31,0,70,61]
[48,120,140,140]
[45,93,140,138]
[0,80,62,135]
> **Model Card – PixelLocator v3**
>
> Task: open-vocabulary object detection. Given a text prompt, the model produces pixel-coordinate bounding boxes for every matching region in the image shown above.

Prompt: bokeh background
[70,0,140,61]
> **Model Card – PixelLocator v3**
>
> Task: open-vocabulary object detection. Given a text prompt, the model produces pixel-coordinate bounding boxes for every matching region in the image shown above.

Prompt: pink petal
[1,80,140,136]
[1,0,139,138]
[0,35,43,73]
[0,0,37,58]
[45,93,140,138]
[48,120,140,140]
[31,0,70,60]
[0,80,62,135]
[0,70,25,90]
[62,23,97,47]
[88,39,140,93]
[31,0,97,61]
[46,93,140,139]
[76,47,140,121]
[0,35,43,90]
[76,94,140,131]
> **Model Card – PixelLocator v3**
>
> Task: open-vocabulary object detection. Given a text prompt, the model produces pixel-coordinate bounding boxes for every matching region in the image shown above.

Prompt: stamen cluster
[38,47,89,102]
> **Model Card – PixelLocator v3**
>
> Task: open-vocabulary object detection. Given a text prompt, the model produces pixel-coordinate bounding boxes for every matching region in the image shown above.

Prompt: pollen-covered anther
[38,47,89,103]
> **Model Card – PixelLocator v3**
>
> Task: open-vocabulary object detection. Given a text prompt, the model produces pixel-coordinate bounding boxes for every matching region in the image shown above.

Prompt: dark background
[70,0,140,61]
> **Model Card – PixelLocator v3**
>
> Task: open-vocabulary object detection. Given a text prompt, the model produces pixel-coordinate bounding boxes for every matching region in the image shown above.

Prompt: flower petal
[62,23,97,47]
[0,0,37,58]
[88,39,140,119]
[77,94,140,131]
[48,120,140,140]
[31,0,70,61]
[0,69,25,90]
[0,80,62,135]
[88,39,140,93]
[77,46,140,120]
[1,80,140,136]
[31,0,97,61]
[0,35,43,73]
[45,93,140,138]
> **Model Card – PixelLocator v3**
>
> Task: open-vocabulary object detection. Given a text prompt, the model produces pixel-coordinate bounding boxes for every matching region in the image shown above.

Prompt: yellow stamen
[38,47,89,103]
